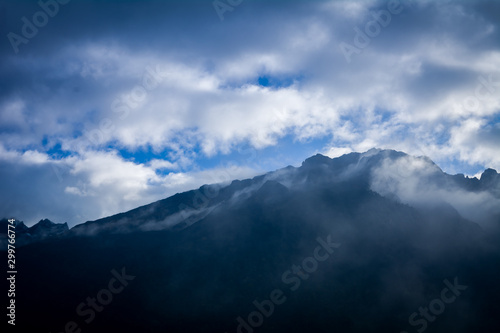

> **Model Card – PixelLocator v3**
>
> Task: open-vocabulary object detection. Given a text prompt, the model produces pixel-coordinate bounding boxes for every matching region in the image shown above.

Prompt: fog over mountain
[22,148,497,237]
[2,149,500,332]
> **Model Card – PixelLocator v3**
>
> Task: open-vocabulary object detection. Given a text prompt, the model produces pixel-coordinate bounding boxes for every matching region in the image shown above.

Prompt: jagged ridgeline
[0,218,68,248]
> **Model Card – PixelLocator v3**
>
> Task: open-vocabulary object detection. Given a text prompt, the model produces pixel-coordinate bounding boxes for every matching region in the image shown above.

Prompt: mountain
[0,218,68,248]
[69,148,500,236]
[4,149,500,332]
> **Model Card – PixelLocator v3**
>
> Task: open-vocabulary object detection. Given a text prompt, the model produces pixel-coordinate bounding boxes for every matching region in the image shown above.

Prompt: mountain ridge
[3,149,499,246]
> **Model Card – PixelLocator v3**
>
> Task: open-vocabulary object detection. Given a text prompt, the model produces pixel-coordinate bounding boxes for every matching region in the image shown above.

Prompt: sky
[0,0,499,227]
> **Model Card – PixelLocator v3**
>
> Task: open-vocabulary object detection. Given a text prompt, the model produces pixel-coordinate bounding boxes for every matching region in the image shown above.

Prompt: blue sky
[0,0,499,226]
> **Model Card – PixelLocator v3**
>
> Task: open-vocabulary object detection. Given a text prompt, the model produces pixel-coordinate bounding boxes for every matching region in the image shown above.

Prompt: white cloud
[0,144,262,226]
[448,118,500,170]
[324,147,353,158]
[370,155,500,227]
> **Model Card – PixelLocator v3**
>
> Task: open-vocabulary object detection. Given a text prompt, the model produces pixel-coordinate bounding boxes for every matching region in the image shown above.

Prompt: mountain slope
[4,149,500,333]
[69,148,500,237]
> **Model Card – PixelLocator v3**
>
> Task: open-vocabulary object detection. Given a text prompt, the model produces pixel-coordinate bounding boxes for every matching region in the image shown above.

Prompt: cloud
[324,147,354,159]
[370,154,500,226]
[0,0,499,224]
[0,144,261,226]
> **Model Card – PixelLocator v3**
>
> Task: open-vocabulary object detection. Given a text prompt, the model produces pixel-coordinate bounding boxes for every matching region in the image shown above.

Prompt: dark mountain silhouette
[0,218,68,248]
[3,149,500,332]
